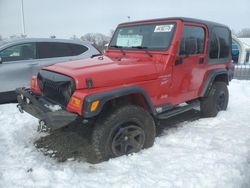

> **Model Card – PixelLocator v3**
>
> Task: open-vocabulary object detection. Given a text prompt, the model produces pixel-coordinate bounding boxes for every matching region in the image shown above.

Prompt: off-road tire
[90,105,156,163]
[200,81,229,117]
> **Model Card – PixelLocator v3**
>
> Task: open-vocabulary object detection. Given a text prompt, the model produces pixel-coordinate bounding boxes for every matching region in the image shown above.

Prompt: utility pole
[21,0,26,36]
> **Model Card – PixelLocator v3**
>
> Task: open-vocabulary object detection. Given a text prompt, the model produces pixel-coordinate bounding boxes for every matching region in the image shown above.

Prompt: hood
[43,56,158,89]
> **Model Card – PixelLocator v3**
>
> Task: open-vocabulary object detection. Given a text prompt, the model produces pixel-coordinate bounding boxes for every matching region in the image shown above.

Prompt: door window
[0,43,36,62]
[179,25,205,55]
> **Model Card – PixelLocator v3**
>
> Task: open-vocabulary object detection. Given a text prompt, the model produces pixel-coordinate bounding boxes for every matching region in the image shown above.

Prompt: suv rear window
[37,42,88,59]
[209,27,230,59]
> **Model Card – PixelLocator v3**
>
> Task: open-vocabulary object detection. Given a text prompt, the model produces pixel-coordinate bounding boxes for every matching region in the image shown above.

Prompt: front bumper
[16,88,78,130]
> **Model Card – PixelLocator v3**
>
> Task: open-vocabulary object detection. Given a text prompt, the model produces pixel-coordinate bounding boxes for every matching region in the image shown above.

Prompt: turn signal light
[31,76,41,94]
[31,76,37,89]
[90,100,100,112]
[69,96,81,109]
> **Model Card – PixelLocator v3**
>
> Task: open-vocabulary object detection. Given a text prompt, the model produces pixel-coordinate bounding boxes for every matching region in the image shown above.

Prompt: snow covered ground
[0,80,250,188]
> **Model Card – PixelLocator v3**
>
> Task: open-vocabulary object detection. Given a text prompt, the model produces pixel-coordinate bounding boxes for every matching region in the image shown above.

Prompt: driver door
[171,23,207,104]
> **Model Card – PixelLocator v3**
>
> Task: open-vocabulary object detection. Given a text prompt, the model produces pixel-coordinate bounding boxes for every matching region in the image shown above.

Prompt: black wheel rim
[111,125,145,157]
[216,92,225,111]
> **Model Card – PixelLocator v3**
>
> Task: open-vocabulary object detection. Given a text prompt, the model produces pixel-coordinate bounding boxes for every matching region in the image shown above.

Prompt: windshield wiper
[110,45,126,56]
[131,46,152,57]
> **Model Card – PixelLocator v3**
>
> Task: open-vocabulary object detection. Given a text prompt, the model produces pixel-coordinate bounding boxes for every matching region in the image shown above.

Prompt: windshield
[109,22,176,50]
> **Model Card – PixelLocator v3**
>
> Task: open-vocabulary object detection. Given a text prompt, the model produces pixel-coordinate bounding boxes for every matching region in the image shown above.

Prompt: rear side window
[37,42,88,59]
[179,25,205,55]
[69,43,88,56]
[209,27,230,59]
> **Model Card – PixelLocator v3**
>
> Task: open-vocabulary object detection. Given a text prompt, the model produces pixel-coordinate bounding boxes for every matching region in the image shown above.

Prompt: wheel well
[214,74,229,85]
[101,94,152,114]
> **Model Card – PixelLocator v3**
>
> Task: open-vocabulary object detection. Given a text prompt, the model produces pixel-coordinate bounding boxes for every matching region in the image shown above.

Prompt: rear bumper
[16,88,78,130]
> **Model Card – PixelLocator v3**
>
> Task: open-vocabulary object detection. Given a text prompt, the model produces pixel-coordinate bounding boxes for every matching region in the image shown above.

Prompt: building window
[246,52,250,63]
[232,40,240,63]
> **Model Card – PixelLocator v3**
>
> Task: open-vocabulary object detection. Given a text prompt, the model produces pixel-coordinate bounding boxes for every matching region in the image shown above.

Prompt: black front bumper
[16,88,78,130]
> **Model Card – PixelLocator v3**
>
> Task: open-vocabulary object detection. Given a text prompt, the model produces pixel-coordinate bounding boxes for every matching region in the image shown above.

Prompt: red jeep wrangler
[17,17,234,162]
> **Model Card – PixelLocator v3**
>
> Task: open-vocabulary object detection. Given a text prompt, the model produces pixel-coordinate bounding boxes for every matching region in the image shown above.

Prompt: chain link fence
[234,65,250,80]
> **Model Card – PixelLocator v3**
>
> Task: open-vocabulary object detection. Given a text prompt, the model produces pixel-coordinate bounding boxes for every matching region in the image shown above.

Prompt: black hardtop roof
[119,17,229,30]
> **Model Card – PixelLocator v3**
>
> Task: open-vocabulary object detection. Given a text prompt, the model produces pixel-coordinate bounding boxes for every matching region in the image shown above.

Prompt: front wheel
[200,82,229,117]
[90,105,156,163]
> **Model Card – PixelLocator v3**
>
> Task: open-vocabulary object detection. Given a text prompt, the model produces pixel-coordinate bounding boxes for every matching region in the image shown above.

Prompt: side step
[156,100,200,120]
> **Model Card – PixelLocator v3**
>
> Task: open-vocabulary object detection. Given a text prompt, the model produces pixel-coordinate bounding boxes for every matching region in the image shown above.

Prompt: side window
[53,43,72,57]
[68,44,88,56]
[37,42,71,59]
[37,42,53,59]
[179,25,205,55]
[209,32,219,58]
[37,42,88,59]
[209,27,230,59]
[0,43,36,62]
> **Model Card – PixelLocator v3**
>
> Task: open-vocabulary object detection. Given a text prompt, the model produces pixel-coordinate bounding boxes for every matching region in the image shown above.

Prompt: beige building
[232,35,250,64]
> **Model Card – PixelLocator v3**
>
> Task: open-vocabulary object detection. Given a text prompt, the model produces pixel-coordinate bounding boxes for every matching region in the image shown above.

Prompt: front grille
[37,70,75,107]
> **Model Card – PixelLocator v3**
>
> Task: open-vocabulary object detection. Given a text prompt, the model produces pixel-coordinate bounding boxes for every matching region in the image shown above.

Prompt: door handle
[199,57,204,64]
[175,58,183,65]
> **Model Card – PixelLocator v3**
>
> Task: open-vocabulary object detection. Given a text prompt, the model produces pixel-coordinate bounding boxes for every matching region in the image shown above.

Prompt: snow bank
[0,80,250,188]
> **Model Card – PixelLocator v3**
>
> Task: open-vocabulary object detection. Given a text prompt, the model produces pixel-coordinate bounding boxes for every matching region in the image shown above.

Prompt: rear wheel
[200,82,229,117]
[91,105,155,163]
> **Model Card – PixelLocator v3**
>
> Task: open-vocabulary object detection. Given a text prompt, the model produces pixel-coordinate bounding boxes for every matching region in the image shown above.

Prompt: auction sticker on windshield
[154,24,174,32]
[117,34,143,47]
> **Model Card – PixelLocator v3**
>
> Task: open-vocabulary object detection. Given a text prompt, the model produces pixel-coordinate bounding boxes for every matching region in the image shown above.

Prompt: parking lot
[0,80,250,188]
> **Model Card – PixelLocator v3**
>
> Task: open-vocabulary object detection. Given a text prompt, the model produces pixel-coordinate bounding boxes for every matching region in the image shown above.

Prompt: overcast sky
[0,0,249,38]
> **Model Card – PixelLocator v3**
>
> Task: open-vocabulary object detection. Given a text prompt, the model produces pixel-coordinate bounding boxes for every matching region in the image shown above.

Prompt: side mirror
[0,57,2,64]
[180,38,197,56]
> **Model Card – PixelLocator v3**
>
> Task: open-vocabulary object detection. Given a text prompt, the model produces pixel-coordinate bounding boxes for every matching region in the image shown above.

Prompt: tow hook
[17,104,24,113]
[37,120,50,132]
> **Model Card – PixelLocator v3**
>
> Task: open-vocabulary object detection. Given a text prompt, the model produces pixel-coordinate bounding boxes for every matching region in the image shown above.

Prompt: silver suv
[0,38,101,103]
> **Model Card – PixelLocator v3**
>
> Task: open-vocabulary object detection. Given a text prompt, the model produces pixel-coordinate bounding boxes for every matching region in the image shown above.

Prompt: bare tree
[50,35,56,39]
[109,29,115,37]
[80,33,111,52]
[8,34,27,39]
[9,34,21,39]
[70,35,80,40]
[231,29,237,36]
[237,28,250,38]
